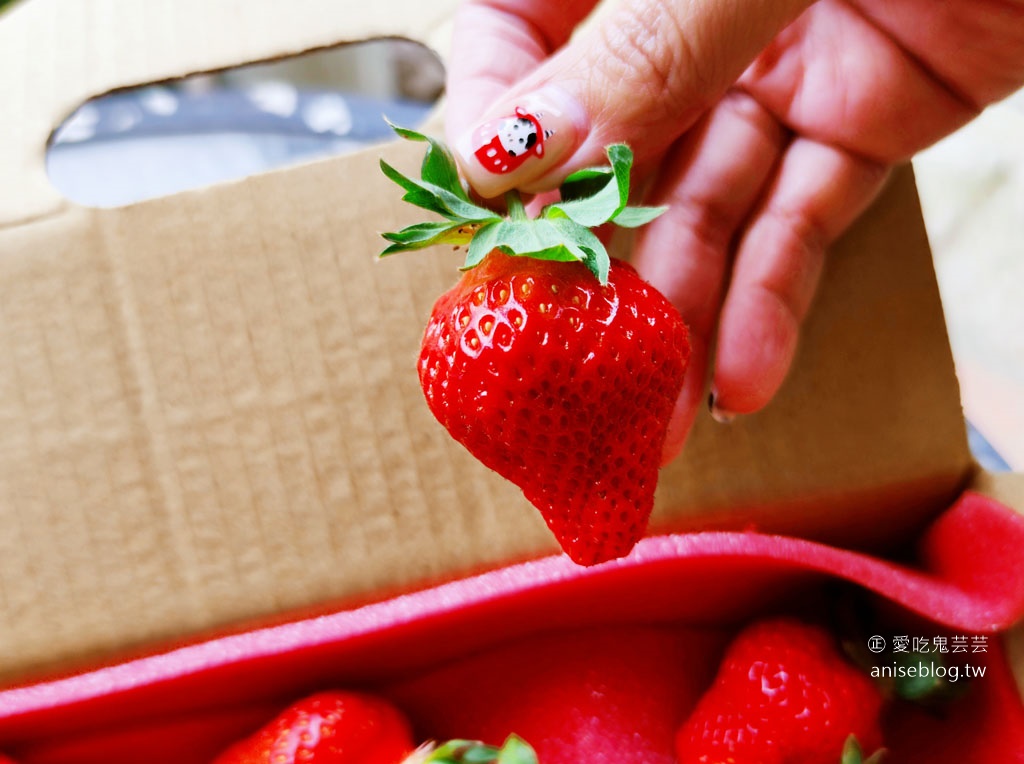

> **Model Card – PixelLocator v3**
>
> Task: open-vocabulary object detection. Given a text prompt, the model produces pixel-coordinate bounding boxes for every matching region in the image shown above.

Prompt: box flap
[0,0,977,682]
[970,470,1024,514]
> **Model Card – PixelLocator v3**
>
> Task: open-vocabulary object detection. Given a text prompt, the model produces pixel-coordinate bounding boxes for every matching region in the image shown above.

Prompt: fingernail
[454,85,584,199]
[708,392,737,424]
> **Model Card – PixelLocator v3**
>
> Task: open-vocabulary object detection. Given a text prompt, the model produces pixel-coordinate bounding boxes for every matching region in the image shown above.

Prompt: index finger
[445,0,599,143]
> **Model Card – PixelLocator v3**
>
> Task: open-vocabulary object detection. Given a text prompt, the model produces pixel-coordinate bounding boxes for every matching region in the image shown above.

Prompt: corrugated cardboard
[1,0,1021,688]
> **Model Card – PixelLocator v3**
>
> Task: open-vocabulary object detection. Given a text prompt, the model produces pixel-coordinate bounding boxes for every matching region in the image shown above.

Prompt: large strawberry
[381,125,689,565]
[675,618,886,764]
[212,690,415,764]
[389,624,724,764]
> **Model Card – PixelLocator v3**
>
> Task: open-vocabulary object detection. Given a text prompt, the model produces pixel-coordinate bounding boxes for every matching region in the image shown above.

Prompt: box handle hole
[46,38,444,208]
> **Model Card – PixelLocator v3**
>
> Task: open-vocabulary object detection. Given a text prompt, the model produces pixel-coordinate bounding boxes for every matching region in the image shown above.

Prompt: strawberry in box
[674,618,885,764]
[1,493,1023,762]
[212,691,415,764]
[390,625,722,764]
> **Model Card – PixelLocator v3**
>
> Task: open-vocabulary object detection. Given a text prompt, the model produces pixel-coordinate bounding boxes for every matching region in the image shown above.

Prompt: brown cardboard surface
[0,0,1009,685]
[971,469,1024,510]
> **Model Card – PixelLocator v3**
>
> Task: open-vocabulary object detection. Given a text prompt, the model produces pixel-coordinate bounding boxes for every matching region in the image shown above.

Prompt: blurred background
[913,93,1024,472]
[44,40,446,207]
[2,0,1020,471]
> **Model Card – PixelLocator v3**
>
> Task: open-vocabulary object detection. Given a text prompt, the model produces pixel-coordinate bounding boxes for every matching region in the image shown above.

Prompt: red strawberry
[419,251,688,565]
[389,625,724,764]
[212,691,415,764]
[381,127,689,565]
[676,618,885,764]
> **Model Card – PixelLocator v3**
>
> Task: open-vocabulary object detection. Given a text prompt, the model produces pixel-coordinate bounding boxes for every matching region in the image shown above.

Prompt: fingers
[709,138,891,419]
[634,94,889,459]
[445,0,599,142]
[629,91,788,462]
[449,0,815,198]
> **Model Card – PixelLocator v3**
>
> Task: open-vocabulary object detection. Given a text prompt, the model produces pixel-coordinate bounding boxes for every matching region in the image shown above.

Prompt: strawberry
[675,618,885,764]
[389,625,724,764]
[212,690,415,764]
[381,124,689,565]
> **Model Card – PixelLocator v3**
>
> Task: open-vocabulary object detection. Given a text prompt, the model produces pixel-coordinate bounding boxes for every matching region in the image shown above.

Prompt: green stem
[505,190,528,222]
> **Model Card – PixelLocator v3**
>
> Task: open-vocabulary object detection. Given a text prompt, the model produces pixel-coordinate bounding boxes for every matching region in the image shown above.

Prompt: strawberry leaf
[494,735,538,764]
[841,734,887,764]
[546,144,666,232]
[559,166,614,202]
[421,736,537,764]
[613,204,669,228]
[384,118,468,201]
[841,735,864,764]
[464,217,608,282]
[380,159,455,220]
[893,651,943,700]
[380,160,501,223]
[544,144,631,226]
[890,650,969,704]
[381,221,477,255]
[380,124,662,285]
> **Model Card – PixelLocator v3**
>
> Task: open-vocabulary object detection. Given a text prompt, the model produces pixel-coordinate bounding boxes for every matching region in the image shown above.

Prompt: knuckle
[671,190,742,255]
[753,280,803,338]
[594,0,711,125]
[766,203,827,257]
[756,206,828,323]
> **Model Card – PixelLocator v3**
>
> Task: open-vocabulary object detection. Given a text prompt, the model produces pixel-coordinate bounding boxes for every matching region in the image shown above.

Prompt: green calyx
[379,120,666,285]
[841,735,886,764]
[419,735,538,764]
[887,649,971,705]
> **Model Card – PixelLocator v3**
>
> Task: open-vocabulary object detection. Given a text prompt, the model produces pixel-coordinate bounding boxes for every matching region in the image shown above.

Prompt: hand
[445,0,1024,459]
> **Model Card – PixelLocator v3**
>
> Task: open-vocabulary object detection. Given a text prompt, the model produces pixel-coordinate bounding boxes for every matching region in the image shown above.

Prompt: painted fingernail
[454,86,584,199]
[708,392,737,424]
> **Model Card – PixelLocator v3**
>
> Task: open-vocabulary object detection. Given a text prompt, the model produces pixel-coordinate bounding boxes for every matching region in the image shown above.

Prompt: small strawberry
[381,124,689,565]
[212,690,415,764]
[675,618,885,764]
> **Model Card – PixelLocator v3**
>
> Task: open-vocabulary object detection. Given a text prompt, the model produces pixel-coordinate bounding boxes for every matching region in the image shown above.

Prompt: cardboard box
[1,0,1022,758]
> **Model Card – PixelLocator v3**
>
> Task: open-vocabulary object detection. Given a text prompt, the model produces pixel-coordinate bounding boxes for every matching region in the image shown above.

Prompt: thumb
[452,0,814,199]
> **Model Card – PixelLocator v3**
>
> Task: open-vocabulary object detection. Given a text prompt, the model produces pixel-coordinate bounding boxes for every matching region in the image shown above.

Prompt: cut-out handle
[0,0,457,224]
[45,40,444,208]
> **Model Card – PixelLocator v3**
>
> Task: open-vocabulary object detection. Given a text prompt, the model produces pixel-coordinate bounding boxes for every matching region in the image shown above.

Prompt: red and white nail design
[473,106,554,175]
[455,88,581,199]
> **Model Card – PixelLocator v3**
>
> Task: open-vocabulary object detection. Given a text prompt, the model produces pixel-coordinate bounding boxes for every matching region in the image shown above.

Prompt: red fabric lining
[1,491,1022,761]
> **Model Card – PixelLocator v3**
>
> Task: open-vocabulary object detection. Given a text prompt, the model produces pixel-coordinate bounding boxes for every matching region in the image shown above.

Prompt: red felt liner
[1,491,1023,762]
